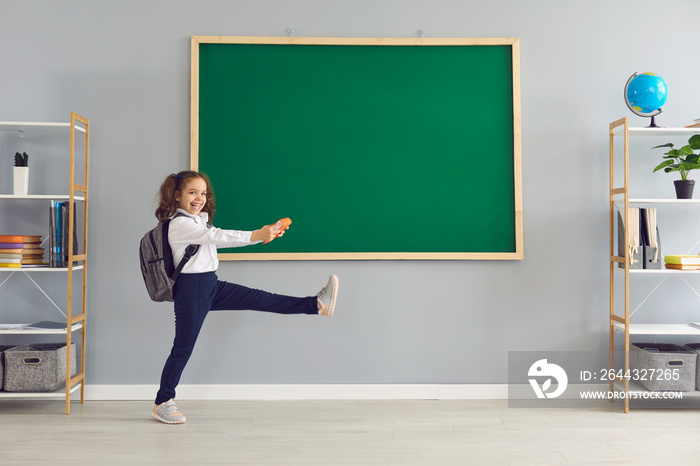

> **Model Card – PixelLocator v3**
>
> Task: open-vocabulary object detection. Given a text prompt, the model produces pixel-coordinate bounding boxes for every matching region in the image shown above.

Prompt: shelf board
[0,382,81,399]
[0,194,85,201]
[611,195,700,204]
[627,198,700,204]
[0,121,86,134]
[0,266,84,272]
[613,267,700,274]
[0,323,82,335]
[612,126,700,136]
[613,322,700,335]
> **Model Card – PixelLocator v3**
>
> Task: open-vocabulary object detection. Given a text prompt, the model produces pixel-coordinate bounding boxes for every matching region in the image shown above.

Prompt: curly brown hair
[155,171,216,222]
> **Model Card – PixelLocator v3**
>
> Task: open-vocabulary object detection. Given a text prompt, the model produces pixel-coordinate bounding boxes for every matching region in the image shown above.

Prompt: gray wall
[1,0,700,386]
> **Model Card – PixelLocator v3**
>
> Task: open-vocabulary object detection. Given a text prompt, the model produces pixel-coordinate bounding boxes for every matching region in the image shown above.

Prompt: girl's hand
[251,223,286,243]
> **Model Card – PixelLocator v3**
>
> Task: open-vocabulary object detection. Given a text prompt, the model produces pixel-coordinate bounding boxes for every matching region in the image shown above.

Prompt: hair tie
[172,173,180,179]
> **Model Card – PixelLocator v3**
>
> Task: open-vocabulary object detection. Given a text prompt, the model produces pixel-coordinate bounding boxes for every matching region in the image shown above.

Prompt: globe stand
[647,115,661,128]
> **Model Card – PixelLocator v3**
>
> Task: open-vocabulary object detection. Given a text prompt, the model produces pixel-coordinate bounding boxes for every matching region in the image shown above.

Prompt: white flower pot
[13,166,28,195]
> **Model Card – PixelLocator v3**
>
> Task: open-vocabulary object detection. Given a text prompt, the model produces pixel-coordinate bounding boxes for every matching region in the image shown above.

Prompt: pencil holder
[13,166,28,195]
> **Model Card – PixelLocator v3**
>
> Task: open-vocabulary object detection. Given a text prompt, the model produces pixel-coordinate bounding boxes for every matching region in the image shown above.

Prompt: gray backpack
[139,214,199,302]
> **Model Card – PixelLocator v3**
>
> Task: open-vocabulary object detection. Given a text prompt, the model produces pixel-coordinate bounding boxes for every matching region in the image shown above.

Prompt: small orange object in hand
[263,218,292,243]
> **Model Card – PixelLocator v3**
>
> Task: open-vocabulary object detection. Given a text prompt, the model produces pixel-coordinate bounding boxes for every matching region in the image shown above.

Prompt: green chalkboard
[191,37,522,260]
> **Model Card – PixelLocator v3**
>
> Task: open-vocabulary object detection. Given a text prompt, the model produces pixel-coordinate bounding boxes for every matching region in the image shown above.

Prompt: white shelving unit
[609,118,700,412]
[0,113,89,414]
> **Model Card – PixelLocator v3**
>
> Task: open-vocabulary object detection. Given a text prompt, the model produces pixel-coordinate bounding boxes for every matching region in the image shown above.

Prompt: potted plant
[652,134,700,199]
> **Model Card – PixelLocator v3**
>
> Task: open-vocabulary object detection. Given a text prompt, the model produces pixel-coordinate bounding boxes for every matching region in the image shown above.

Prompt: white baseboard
[84,384,508,401]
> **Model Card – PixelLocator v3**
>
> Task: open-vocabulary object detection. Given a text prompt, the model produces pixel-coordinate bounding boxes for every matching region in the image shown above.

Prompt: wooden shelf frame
[0,113,89,414]
[609,118,700,412]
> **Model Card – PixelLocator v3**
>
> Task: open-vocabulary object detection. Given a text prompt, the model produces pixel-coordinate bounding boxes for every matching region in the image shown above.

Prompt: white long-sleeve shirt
[168,208,260,273]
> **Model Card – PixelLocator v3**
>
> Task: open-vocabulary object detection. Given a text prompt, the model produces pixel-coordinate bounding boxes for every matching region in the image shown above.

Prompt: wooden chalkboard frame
[191,36,522,261]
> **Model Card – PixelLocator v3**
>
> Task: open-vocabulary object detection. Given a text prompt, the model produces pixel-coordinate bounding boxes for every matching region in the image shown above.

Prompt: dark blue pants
[155,272,318,405]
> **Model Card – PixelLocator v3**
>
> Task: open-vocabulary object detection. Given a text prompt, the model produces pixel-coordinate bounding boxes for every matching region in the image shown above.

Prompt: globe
[624,72,668,127]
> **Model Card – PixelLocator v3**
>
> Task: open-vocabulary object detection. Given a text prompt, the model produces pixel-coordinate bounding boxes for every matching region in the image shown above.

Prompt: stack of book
[49,200,78,267]
[0,235,46,268]
[684,118,700,128]
[664,255,700,270]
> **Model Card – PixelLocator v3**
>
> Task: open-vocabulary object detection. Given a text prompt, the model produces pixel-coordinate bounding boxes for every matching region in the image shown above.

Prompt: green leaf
[679,145,694,156]
[689,134,700,149]
[652,143,674,149]
[654,159,675,172]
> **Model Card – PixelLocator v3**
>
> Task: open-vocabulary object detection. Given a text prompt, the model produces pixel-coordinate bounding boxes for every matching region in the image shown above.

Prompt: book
[0,243,40,249]
[664,255,700,265]
[0,248,44,254]
[0,263,21,268]
[665,263,700,270]
[0,324,25,331]
[50,201,60,267]
[21,258,46,265]
[24,321,68,330]
[0,235,41,243]
[0,257,21,263]
[0,251,41,263]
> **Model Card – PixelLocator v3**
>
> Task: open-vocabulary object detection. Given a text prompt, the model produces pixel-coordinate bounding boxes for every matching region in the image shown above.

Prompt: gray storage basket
[3,343,76,392]
[683,343,700,390]
[0,345,16,391]
[630,343,696,392]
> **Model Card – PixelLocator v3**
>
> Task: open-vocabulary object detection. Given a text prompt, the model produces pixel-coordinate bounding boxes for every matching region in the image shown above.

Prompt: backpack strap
[171,244,199,282]
[170,212,201,281]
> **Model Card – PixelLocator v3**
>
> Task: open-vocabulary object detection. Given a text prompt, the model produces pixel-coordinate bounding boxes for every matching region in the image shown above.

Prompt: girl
[151,170,338,425]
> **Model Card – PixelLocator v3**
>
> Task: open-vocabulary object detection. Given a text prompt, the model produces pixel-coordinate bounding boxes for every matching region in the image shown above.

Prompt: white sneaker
[151,399,186,424]
[317,275,339,317]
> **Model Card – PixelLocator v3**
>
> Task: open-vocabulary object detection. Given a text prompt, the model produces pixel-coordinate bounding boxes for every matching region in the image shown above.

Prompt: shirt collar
[175,208,209,223]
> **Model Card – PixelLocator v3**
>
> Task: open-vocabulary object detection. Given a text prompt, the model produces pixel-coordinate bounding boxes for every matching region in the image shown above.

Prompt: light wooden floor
[1,399,700,465]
